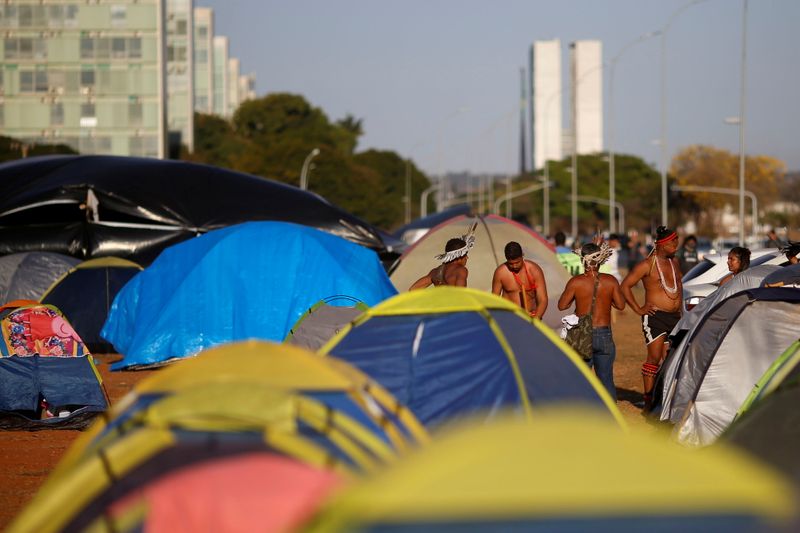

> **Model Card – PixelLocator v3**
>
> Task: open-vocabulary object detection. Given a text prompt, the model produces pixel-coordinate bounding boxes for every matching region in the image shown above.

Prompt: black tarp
[0,155,393,265]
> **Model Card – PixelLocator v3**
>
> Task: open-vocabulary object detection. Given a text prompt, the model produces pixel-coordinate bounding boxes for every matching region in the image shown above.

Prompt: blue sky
[201,0,800,175]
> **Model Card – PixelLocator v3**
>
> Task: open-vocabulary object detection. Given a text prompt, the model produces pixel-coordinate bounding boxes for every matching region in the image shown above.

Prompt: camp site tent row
[389,214,571,329]
[0,155,398,266]
[0,252,80,304]
[321,287,623,429]
[723,338,800,487]
[0,301,107,430]
[101,221,397,369]
[659,287,800,446]
[9,341,428,533]
[305,409,796,532]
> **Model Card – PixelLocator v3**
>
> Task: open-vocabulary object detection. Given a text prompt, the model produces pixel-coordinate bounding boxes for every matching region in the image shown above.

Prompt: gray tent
[761,263,800,288]
[285,297,368,351]
[0,252,80,304]
[660,287,800,446]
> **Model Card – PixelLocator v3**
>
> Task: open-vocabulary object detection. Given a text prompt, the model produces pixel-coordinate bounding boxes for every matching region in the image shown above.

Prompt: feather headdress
[434,220,478,263]
[575,242,613,268]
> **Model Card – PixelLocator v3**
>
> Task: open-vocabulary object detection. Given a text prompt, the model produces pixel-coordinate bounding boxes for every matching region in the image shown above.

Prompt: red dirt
[0,293,656,529]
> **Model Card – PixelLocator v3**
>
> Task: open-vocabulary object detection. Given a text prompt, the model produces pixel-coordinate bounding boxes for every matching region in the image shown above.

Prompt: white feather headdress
[435,220,478,263]
[575,242,613,268]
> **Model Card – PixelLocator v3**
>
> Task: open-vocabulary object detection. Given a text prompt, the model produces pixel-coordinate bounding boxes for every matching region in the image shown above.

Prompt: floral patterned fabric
[2,306,88,358]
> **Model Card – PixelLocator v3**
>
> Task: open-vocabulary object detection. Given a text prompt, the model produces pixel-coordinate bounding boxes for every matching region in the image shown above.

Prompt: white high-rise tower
[529,39,562,171]
[569,40,603,155]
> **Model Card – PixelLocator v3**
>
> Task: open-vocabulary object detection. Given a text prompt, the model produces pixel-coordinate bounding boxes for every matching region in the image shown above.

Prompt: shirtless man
[620,226,683,411]
[491,241,548,319]
[409,238,470,289]
[558,243,625,399]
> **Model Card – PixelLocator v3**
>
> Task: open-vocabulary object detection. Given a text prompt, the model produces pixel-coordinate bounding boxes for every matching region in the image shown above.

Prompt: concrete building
[0,0,167,157]
[192,6,213,114]
[569,40,603,156]
[227,56,239,117]
[211,35,228,117]
[529,39,562,171]
[239,72,256,102]
[166,0,193,153]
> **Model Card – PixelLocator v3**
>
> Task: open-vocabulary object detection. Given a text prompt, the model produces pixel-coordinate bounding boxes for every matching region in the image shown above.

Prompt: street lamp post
[738,0,749,246]
[660,0,709,228]
[608,31,661,234]
[299,147,320,190]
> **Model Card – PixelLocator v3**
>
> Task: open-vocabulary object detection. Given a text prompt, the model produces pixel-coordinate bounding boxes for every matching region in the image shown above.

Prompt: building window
[48,5,63,28]
[0,6,18,29]
[129,99,143,126]
[64,6,78,28]
[128,38,141,59]
[80,70,95,88]
[111,37,126,59]
[80,37,94,59]
[80,102,97,128]
[34,70,47,92]
[20,71,33,92]
[176,20,187,35]
[195,50,208,63]
[4,38,18,59]
[18,5,32,27]
[110,5,127,28]
[51,102,64,126]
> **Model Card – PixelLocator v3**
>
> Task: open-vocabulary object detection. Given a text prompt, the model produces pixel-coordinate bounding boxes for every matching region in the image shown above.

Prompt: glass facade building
[192,6,212,114]
[0,0,167,157]
[166,0,193,153]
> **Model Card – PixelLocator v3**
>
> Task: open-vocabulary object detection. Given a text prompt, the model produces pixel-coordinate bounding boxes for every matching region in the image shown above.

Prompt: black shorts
[641,310,681,345]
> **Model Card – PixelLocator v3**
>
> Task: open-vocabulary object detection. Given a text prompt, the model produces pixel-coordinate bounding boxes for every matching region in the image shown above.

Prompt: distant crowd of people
[410,222,800,411]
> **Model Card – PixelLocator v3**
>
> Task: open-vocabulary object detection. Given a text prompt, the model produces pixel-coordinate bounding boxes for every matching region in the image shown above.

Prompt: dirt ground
[0,290,655,529]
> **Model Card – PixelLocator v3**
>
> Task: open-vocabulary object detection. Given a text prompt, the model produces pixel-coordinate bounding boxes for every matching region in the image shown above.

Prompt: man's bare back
[409,260,468,290]
[558,272,624,327]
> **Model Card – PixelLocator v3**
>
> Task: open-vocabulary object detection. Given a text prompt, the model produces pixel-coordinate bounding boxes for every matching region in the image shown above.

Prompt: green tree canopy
[187,93,430,230]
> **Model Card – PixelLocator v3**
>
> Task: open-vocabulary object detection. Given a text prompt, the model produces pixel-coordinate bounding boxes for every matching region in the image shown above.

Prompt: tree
[670,145,784,235]
[0,135,76,163]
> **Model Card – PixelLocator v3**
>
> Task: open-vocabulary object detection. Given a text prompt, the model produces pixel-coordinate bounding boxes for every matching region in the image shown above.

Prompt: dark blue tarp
[102,222,397,369]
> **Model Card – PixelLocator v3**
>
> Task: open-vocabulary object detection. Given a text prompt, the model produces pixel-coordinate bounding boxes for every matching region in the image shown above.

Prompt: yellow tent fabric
[389,214,571,328]
[9,388,356,533]
[306,408,796,531]
[55,341,428,480]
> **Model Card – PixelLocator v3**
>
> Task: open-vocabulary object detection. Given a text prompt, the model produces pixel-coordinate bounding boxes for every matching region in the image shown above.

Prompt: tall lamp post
[608,30,661,234]
[660,0,709,228]
[299,147,320,190]
[737,0,749,246]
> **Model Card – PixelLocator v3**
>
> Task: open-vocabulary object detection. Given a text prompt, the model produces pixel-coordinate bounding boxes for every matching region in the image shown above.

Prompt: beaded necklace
[655,255,679,299]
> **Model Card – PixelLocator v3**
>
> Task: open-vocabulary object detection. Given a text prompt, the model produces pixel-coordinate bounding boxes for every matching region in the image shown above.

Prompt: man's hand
[641,302,659,316]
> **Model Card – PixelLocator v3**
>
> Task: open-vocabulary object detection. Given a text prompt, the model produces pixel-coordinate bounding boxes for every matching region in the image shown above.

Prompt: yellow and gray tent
[388,214,571,329]
[40,256,142,352]
[285,296,369,351]
[320,287,623,429]
[304,408,797,532]
[10,342,428,533]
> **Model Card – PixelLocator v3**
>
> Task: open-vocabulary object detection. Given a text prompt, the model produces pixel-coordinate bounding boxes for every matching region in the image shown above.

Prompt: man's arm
[530,261,548,319]
[491,267,504,295]
[610,277,626,310]
[558,278,575,311]
[620,261,649,315]
[408,274,432,291]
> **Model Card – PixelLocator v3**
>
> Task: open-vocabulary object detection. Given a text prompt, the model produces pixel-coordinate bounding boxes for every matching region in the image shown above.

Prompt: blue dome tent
[102,222,397,369]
